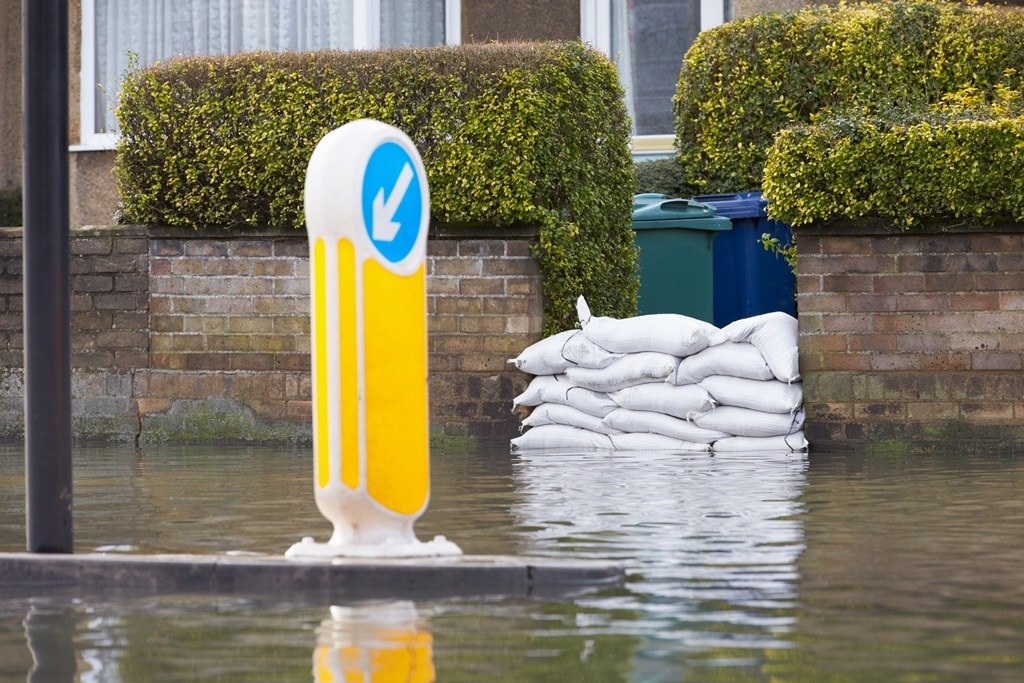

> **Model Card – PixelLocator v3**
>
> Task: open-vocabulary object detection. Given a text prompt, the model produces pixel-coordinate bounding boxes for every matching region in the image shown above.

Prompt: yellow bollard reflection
[287,119,459,559]
[313,602,435,683]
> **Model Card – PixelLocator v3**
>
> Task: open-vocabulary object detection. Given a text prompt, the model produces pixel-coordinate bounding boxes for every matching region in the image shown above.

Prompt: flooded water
[0,443,1022,681]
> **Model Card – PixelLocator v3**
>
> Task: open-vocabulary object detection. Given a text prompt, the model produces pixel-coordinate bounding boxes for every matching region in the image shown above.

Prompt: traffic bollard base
[284,535,463,559]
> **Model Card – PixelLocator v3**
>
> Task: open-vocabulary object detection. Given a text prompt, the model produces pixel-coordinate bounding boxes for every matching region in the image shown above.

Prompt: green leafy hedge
[674,0,1024,196]
[115,42,638,334]
[634,157,689,197]
[764,85,1024,226]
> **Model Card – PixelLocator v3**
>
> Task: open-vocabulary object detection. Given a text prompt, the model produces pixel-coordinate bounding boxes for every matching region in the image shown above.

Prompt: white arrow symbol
[372,162,414,242]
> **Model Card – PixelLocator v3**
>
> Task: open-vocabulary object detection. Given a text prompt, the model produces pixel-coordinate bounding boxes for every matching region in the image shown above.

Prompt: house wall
[796,221,1024,452]
[0,0,22,193]
[733,0,831,19]
[0,226,541,444]
[463,0,579,42]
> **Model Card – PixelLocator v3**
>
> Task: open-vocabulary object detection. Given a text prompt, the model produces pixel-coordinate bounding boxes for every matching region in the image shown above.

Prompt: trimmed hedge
[764,86,1024,226]
[674,0,1024,196]
[634,157,690,197]
[115,42,638,334]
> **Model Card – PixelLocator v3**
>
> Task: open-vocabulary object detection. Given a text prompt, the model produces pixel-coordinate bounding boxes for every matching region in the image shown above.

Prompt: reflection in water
[314,602,434,683]
[24,600,77,683]
[512,451,808,680]
[2,445,1024,681]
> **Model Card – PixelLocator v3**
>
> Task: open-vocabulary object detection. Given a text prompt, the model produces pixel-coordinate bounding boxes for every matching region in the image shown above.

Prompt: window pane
[611,0,700,135]
[93,0,355,135]
[380,0,445,47]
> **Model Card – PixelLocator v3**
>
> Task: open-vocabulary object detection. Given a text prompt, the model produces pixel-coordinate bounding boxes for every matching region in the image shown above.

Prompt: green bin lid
[631,194,732,232]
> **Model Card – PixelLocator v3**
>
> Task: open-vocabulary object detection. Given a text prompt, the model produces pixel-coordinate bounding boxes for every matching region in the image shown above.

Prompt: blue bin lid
[631,194,731,231]
[691,191,768,220]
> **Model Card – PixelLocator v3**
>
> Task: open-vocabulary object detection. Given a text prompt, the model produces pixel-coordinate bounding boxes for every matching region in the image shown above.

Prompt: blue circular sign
[361,142,424,264]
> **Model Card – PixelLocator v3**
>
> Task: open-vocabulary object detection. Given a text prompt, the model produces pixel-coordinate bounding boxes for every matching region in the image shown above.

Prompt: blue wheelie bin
[693,192,796,328]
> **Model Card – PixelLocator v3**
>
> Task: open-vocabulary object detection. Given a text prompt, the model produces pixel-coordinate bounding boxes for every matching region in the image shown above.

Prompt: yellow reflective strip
[314,238,329,489]
[363,261,429,516]
[338,239,360,489]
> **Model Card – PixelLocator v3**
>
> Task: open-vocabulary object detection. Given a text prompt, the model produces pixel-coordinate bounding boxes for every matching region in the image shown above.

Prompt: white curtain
[381,0,445,48]
[94,0,356,134]
[609,0,635,133]
[609,0,701,135]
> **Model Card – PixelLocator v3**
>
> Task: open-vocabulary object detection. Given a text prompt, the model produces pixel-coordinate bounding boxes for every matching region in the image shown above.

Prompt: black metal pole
[22,0,73,553]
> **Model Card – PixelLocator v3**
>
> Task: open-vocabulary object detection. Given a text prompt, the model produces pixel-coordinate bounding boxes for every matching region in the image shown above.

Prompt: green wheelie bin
[631,194,732,323]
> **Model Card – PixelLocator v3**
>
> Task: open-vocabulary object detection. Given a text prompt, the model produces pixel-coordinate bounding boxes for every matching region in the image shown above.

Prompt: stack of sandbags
[509,297,807,453]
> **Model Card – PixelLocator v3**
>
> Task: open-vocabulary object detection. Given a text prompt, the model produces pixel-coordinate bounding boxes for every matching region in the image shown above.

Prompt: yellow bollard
[287,120,460,558]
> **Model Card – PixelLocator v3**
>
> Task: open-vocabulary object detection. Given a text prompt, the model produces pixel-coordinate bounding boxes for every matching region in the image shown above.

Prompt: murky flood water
[0,443,1022,681]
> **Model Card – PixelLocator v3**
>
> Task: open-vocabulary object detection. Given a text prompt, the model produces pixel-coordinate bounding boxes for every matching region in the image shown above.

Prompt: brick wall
[796,221,1024,451]
[427,226,543,440]
[0,225,541,443]
[0,226,149,439]
[71,226,150,370]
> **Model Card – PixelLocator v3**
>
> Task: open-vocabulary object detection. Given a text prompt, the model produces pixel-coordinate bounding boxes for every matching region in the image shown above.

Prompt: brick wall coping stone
[429,223,542,240]
[89,222,544,240]
[796,217,1024,236]
[0,223,542,242]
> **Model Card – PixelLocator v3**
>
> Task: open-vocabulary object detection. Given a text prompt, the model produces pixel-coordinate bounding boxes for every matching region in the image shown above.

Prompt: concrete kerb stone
[0,552,625,601]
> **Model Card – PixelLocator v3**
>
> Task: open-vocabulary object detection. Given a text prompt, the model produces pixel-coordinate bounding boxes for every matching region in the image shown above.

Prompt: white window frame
[77,0,461,149]
[581,0,727,156]
[581,0,726,48]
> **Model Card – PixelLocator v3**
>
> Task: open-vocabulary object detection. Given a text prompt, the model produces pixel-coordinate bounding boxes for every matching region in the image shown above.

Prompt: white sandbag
[521,403,624,435]
[610,432,710,452]
[507,329,576,375]
[510,425,613,451]
[560,330,623,369]
[512,375,617,418]
[577,295,716,357]
[699,375,803,414]
[671,342,774,385]
[609,383,716,419]
[512,374,568,407]
[694,406,805,438]
[711,312,800,383]
[712,432,808,453]
[602,408,730,444]
[566,352,679,393]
